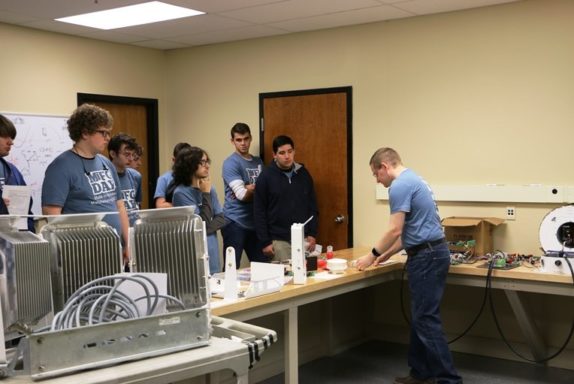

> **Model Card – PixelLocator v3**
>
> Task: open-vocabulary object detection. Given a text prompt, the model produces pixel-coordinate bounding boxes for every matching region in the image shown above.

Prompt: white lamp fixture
[56,1,204,30]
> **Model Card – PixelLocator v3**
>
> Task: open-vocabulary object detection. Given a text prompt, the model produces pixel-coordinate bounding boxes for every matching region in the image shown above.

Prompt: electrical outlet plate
[506,206,516,221]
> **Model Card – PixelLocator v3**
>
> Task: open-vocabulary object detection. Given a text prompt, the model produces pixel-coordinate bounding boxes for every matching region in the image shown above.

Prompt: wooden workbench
[211,248,573,383]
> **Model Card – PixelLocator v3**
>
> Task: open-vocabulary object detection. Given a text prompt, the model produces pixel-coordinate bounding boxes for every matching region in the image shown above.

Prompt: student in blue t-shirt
[0,114,34,232]
[108,133,142,226]
[221,123,265,266]
[154,142,191,208]
[42,104,130,266]
[355,147,462,384]
[172,146,225,274]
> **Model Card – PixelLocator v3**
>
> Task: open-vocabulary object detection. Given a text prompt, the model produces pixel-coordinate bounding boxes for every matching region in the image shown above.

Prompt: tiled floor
[259,340,574,383]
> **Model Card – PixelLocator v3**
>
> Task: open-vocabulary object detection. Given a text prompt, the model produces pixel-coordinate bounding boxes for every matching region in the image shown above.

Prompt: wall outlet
[505,206,516,221]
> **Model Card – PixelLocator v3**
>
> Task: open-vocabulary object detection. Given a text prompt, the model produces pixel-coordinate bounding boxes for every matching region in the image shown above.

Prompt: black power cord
[399,258,493,344]
[487,256,574,363]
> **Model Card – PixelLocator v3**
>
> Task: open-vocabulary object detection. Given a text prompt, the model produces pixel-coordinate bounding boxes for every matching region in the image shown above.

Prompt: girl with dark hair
[172,146,225,274]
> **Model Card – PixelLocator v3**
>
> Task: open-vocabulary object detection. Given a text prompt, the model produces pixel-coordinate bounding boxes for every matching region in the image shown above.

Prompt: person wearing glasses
[42,104,130,265]
[108,133,142,226]
[355,147,461,384]
[171,146,225,274]
[129,143,144,171]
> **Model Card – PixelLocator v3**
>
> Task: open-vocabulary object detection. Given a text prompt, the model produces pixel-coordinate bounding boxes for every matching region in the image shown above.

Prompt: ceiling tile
[220,0,384,24]
[0,0,522,49]
[271,5,414,32]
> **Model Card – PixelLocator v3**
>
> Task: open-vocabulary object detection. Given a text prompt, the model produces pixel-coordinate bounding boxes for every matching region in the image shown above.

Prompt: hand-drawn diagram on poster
[3,112,72,215]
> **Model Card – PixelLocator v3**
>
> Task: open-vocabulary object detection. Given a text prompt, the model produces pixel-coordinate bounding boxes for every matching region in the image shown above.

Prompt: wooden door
[78,94,159,210]
[260,87,352,250]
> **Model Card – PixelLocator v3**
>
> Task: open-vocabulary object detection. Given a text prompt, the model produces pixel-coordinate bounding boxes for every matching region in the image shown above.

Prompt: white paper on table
[244,262,285,298]
[2,185,31,230]
[312,271,344,280]
[377,259,399,266]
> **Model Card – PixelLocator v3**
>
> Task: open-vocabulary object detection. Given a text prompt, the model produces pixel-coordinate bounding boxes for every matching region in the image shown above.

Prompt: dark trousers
[221,220,267,266]
[406,242,462,384]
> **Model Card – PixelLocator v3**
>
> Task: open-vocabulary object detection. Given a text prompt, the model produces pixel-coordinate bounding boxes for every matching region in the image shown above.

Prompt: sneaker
[394,375,434,384]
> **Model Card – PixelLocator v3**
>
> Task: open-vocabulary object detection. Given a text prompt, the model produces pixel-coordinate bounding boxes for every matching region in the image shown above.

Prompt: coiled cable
[50,274,185,331]
[487,255,574,363]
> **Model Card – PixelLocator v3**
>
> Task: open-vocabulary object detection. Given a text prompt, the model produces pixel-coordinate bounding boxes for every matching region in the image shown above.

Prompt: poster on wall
[2,112,72,216]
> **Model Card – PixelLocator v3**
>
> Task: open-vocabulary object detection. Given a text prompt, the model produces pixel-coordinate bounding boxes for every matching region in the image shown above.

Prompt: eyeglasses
[120,151,135,159]
[199,159,211,166]
[94,130,112,139]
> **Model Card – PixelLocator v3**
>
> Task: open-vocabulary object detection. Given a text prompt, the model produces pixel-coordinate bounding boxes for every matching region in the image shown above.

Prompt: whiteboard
[2,112,73,215]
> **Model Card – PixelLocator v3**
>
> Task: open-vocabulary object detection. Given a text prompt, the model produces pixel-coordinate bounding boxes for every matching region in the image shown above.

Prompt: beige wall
[164,0,574,254]
[0,22,168,152]
[2,0,574,254]
[1,0,573,375]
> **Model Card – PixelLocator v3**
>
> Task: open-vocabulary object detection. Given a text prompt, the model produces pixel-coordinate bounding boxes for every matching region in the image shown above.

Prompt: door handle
[334,215,345,224]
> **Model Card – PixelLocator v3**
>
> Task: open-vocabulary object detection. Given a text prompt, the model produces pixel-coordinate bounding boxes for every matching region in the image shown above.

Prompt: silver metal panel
[25,307,211,380]
[41,221,122,311]
[131,208,209,309]
[0,231,52,331]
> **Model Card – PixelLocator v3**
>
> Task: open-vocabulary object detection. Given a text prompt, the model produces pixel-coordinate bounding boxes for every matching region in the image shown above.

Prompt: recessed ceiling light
[56,1,204,30]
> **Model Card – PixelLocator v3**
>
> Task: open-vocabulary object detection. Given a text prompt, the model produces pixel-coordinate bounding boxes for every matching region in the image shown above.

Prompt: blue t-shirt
[0,158,35,232]
[42,150,123,236]
[172,185,223,274]
[222,153,263,229]
[154,170,172,200]
[118,167,142,226]
[389,168,443,248]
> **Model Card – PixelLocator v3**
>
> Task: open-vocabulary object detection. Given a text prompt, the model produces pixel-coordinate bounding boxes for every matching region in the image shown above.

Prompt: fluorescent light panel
[56,1,204,30]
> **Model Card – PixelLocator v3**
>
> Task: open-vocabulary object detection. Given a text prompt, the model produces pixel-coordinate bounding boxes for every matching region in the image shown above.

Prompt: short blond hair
[369,147,402,168]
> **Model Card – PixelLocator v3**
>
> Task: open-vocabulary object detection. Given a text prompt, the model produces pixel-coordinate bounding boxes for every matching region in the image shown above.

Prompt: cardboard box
[441,217,504,256]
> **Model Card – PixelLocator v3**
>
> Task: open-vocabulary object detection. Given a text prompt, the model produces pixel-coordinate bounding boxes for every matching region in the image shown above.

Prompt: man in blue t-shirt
[154,142,191,208]
[221,123,265,266]
[355,148,462,384]
[42,104,129,266]
[108,133,142,226]
[0,114,34,232]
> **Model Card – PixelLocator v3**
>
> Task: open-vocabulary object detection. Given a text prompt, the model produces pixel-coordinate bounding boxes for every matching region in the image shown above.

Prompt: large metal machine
[0,208,275,381]
[539,205,574,274]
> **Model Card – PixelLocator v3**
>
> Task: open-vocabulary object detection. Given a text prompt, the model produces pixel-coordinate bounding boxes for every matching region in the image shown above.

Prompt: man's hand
[2,197,9,207]
[262,244,274,258]
[122,245,130,268]
[199,177,211,193]
[305,236,317,252]
[355,253,376,271]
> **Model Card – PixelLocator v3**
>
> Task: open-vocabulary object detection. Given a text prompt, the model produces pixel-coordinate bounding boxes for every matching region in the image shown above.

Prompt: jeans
[406,242,462,384]
[222,220,267,266]
[272,240,291,262]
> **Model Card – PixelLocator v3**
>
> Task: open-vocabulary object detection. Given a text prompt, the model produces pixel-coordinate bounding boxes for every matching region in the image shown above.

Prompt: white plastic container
[327,258,348,274]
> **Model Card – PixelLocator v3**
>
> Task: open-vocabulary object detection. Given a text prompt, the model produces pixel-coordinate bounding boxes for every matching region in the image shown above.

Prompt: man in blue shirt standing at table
[221,123,265,266]
[356,147,462,384]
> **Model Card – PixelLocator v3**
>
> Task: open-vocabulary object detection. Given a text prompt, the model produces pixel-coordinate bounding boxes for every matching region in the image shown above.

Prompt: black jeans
[221,220,267,266]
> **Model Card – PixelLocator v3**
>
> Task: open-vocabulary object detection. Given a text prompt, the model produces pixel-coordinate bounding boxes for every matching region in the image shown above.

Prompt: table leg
[284,306,298,384]
[504,290,547,362]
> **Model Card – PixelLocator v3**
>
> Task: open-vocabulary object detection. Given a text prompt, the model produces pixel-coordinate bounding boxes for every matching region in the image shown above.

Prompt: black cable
[487,256,574,363]
[399,257,491,344]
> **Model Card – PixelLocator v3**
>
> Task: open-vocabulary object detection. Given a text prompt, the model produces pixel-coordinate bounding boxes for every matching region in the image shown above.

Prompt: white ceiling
[0,0,521,50]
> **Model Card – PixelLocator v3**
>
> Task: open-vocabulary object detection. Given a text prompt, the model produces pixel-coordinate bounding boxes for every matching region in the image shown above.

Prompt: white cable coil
[50,274,184,331]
